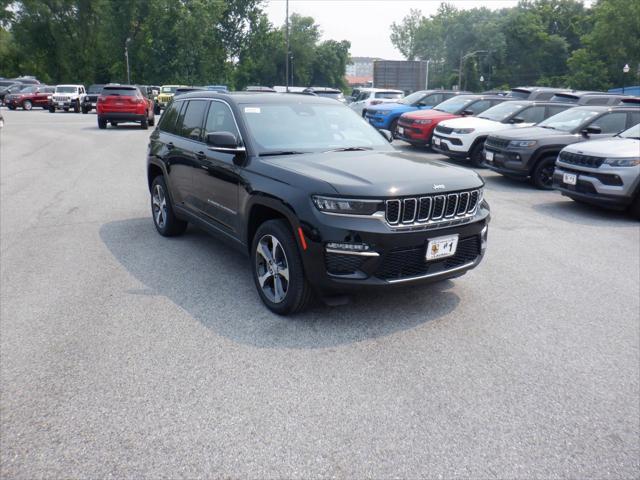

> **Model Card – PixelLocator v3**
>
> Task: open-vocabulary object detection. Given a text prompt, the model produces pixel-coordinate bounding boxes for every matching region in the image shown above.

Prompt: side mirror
[511,116,525,124]
[379,129,394,143]
[581,125,602,136]
[461,109,474,116]
[206,132,245,153]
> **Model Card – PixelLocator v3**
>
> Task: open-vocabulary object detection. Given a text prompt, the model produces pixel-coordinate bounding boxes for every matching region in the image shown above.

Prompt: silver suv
[552,123,640,218]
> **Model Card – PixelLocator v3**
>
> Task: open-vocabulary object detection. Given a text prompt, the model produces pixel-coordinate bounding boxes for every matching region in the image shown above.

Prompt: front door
[192,100,242,233]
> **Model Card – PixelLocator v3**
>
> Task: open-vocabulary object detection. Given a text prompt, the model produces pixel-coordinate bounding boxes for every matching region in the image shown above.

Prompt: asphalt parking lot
[1,109,638,479]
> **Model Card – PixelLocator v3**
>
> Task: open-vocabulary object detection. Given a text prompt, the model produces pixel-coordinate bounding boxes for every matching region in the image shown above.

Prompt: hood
[404,109,459,121]
[493,126,575,141]
[368,103,416,114]
[259,150,483,197]
[439,116,532,133]
[563,137,640,158]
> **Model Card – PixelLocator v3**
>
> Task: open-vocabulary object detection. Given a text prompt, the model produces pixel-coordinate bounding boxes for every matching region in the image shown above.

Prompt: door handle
[196,151,206,160]
[167,142,175,151]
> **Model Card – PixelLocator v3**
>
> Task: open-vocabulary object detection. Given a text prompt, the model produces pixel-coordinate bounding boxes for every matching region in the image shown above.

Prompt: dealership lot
[1,110,638,478]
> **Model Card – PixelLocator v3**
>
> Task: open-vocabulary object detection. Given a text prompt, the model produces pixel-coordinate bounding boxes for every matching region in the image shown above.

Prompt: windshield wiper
[260,151,307,157]
[325,146,373,152]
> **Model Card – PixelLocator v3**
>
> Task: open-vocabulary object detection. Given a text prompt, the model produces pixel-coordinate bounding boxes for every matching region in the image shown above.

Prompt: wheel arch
[529,146,563,173]
[245,195,300,253]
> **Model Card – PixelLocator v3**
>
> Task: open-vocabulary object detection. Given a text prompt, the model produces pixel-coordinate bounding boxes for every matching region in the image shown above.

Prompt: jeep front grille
[485,137,510,149]
[385,189,481,228]
[558,151,605,168]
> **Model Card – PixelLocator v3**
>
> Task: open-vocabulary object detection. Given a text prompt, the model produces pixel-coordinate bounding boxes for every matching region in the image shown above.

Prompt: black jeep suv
[147,92,490,314]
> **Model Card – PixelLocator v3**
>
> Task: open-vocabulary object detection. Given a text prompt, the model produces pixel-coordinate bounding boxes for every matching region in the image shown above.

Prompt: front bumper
[51,100,78,109]
[396,122,434,144]
[431,133,472,158]
[299,204,490,293]
[365,112,393,129]
[484,147,533,178]
[552,163,639,209]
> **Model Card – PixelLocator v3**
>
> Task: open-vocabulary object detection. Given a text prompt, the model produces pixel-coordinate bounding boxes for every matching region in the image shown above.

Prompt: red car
[4,85,55,110]
[397,95,507,147]
[97,84,155,129]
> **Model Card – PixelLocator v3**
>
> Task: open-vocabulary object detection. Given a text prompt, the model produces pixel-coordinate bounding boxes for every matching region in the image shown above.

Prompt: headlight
[603,157,640,167]
[509,140,537,148]
[312,195,383,215]
[414,119,432,125]
[452,128,475,134]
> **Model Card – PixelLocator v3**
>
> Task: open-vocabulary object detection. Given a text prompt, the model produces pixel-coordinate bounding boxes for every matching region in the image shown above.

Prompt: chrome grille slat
[384,189,482,228]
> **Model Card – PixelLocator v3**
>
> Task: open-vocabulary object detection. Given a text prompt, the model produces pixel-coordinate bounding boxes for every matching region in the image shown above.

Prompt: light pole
[623,64,630,94]
[125,37,131,84]
[425,59,430,90]
[285,0,290,92]
[479,75,484,91]
[458,50,487,91]
[290,54,294,86]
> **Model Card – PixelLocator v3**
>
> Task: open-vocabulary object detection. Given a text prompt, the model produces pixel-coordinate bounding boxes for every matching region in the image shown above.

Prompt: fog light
[481,225,488,251]
[326,242,370,252]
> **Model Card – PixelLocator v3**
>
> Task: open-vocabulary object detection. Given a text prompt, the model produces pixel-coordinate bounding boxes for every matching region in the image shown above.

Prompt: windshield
[399,91,426,105]
[619,124,640,139]
[56,86,77,93]
[538,108,601,132]
[102,87,138,96]
[434,96,474,114]
[88,85,103,94]
[241,102,391,154]
[162,86,177,93]
[507,90,531,99]
[479,102,527,122]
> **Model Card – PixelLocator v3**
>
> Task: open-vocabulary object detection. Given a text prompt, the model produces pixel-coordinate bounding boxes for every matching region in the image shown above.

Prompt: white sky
[264,0,520,60]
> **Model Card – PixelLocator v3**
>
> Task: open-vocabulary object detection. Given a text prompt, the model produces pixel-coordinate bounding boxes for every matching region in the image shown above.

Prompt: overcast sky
[264,0,520,60]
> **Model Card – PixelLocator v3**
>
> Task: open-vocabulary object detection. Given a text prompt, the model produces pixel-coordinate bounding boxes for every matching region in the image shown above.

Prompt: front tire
[470,141,486,168]
[628,194,640,220]
[251,219,313,315]
[23,100,33,111]
[150,176,187,236]
[73,100,80,113]
[532,156,556,190]
[49,106,55,113]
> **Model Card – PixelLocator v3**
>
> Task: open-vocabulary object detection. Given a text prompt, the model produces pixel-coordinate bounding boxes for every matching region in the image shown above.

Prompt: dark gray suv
[484,105,640,188]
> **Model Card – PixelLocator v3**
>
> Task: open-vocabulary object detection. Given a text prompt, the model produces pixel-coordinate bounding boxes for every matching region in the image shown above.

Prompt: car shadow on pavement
[100,218,461,349]
[533,199,637,226]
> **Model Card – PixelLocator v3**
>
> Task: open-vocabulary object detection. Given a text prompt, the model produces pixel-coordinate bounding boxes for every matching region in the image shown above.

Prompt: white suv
[349,88,404,117]
[432,100,572,166]
[49,84,86,113]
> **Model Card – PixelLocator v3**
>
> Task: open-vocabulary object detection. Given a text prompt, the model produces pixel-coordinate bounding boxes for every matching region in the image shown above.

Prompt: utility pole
[285,0,290,92]
[458,50,487,91]
[425,59,430,90]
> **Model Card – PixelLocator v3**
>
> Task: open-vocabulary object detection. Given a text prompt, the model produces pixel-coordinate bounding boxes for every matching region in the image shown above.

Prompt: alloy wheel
[255,234,290,304]
[152,184,167,229]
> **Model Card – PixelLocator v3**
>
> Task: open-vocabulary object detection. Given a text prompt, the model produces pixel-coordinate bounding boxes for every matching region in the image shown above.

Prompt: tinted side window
[583,97,609,106]
[159,100,183,134]
[547,105,570,117]
[627,111,640,127]
[204,101,239,137]
[179,100,208,141]
[518,106,546,123]
[423,93,443,106]
[467,100,492,114]
[592,112,627,134]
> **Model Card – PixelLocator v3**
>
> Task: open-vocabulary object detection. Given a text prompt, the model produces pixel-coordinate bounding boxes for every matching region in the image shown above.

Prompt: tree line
[0,0,350,90]
[390,0,639,91]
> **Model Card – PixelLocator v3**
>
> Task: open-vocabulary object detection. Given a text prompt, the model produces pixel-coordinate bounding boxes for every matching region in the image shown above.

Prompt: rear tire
[82,106,88,114]
[148,111,155,127]
[8,105,15,110]
[73,100,80,113]
[154,103,161,115]
[63,107,69,112]
[390,118,399,138]
[150,176,187,237]
[141,115,149,129]
[251,219,313,315]
[532,156,557,190]
[470,141,486,168]
[49,106,55,113]
[23,100,32,111]
[98,117,107,129]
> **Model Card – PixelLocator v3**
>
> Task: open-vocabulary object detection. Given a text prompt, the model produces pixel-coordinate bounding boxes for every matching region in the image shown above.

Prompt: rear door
[193,100,242,233]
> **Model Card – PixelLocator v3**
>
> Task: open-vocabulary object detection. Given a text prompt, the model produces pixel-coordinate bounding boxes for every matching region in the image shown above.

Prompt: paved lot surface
[1,109,639,479]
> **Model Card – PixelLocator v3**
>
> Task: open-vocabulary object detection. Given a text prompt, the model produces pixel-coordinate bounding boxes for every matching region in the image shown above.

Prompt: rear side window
[179,100,208,141]
[583,97,610,106]
[592,112,628,134]
[159,100,183,135]
[205,101,239,137]
[546,105,570,117]
[375,92,402,99]
[628,111,640,127]
[423,93,444,106]
[518,106,546,123]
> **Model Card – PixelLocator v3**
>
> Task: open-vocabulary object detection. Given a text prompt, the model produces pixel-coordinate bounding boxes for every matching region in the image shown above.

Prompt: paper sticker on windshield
[244,107,261,113]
